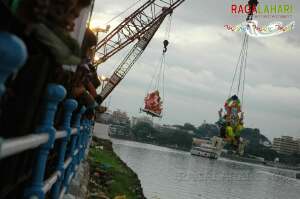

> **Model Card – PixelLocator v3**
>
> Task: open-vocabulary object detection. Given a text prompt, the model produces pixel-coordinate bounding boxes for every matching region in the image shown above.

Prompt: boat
[190,137,223,159]
[190,145,219,159]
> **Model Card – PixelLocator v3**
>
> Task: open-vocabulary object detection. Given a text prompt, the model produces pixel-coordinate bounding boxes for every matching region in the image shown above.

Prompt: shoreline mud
[88,137,146,199]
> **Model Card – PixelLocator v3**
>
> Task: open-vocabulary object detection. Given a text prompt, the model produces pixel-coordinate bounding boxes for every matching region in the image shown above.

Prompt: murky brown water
[112,139,300,199]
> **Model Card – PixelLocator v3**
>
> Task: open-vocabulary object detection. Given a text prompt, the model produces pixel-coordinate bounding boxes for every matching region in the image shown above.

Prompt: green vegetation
[88,137,145,199]
[118,121,300,165]
[194,123,219,138]
[131,122,193,150]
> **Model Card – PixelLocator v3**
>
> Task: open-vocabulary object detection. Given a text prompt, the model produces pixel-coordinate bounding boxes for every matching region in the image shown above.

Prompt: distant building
[109,124,130,137]
[111,110,130,125]
[272,136,299,155]
[96,111,112,124]
[131,116,153,127]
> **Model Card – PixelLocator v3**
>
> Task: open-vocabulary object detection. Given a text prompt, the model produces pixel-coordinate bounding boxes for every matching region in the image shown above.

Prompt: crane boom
[99,18,164,101]
[95,0,185,65]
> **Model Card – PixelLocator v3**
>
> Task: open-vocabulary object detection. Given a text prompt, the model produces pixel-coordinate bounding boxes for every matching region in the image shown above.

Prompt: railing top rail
[0,127,81,160]
[71,128,78,135]
[55,130,68,139]
[0,134,49,160]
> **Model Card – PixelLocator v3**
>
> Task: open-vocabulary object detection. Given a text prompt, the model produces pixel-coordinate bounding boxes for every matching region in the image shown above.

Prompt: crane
[95,0,186,103]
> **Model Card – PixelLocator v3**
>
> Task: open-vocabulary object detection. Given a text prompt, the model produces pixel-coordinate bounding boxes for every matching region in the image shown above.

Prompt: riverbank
[111,136,300,172]
[112,139,300,199]
[110,135,190,152]
[222,153,300,171]
[88,137,146,199]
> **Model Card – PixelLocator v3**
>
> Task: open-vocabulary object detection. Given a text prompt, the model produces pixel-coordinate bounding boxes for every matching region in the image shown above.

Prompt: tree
[195,123,219,138]
[131,122,193,150]
[132,122,154,139]
[244,145,278,161]
[182,123,197,132]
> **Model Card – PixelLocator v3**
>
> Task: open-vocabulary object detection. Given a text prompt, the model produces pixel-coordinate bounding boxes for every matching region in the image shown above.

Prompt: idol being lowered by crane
[93,0,186,109]
[217,0,258,155]
[141,35,170,118]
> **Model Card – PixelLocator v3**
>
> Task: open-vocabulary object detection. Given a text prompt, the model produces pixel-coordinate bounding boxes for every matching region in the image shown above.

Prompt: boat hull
[190,148,219,159]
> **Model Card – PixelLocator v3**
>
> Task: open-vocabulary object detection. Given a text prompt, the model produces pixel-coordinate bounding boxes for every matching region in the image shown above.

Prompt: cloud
[94,0,300,140]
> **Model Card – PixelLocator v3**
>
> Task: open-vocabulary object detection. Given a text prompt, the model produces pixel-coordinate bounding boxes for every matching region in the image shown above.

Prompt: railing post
[75,106,87,165]
[23,84,66,199]
[85,120,91,151]
[83,119,93,158]
[51,99,78,199]
[83,119,92,156]
[79,119,86,162]
[81,103,97,158]
[61,106,86,194]
[0,32,27,97]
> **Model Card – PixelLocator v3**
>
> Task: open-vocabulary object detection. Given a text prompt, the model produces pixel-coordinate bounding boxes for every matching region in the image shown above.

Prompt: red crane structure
[94,0,186,103]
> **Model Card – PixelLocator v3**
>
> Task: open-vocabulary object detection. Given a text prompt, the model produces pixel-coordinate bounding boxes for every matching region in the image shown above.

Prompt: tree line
[130,121,300,165]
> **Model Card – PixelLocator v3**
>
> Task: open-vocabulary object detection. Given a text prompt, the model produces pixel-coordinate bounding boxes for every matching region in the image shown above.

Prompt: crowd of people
[0,1,104,198]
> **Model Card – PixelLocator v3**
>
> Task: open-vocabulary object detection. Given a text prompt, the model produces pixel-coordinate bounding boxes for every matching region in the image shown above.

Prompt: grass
[88,138,144,199]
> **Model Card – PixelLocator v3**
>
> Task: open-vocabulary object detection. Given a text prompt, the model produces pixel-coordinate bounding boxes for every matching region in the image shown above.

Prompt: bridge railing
[0,33,95,199]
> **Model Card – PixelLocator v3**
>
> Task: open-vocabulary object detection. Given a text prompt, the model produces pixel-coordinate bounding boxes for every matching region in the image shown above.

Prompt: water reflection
[112,139,300,199]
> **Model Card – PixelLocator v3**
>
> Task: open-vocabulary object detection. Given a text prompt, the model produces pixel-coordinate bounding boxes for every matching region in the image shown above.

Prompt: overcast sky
[92,0,300,140]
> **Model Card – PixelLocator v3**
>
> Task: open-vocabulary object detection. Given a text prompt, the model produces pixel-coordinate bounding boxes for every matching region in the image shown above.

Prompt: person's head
[15,0,50,23]
[15,0,92,31]
[81,28,97,59]
[47,0,92,31]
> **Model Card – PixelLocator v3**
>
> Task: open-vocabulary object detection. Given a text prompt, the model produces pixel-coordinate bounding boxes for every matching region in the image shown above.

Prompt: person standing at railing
[69,27,101,123]
[0,1,93,198]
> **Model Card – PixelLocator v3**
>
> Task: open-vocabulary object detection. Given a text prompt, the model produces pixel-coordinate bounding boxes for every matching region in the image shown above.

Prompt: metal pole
[23,84,66,199]
[0,134,49,160]
[61,106,86,194]
[51,99,78,199]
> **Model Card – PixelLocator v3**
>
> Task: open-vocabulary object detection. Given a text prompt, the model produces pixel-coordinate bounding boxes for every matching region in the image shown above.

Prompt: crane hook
[163,40,169,53]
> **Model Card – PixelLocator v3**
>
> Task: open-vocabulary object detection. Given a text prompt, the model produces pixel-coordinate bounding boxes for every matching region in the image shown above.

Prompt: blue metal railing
[0,32,95,199]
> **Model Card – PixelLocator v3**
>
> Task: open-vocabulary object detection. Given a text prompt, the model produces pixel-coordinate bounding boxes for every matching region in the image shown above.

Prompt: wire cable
[140,13,173,117]
[237,34,248,95]
[228,34,247,98]
[241,36,249,107]
[104,0,145,25]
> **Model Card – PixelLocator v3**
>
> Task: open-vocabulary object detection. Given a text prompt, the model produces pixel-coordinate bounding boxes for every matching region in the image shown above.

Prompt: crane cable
[142,14,173,117]
[88,0,145,33]
[103,0,145,25]
[228,0,257,107]
[147,14,172,93]
[228,33,249,107]
[241,35,249,106]
[162,14,173,105]
[87,0,96,27]
[153,15,172,101]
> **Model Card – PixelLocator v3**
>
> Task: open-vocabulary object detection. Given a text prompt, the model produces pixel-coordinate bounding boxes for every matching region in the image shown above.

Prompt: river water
[112,139,300,199]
